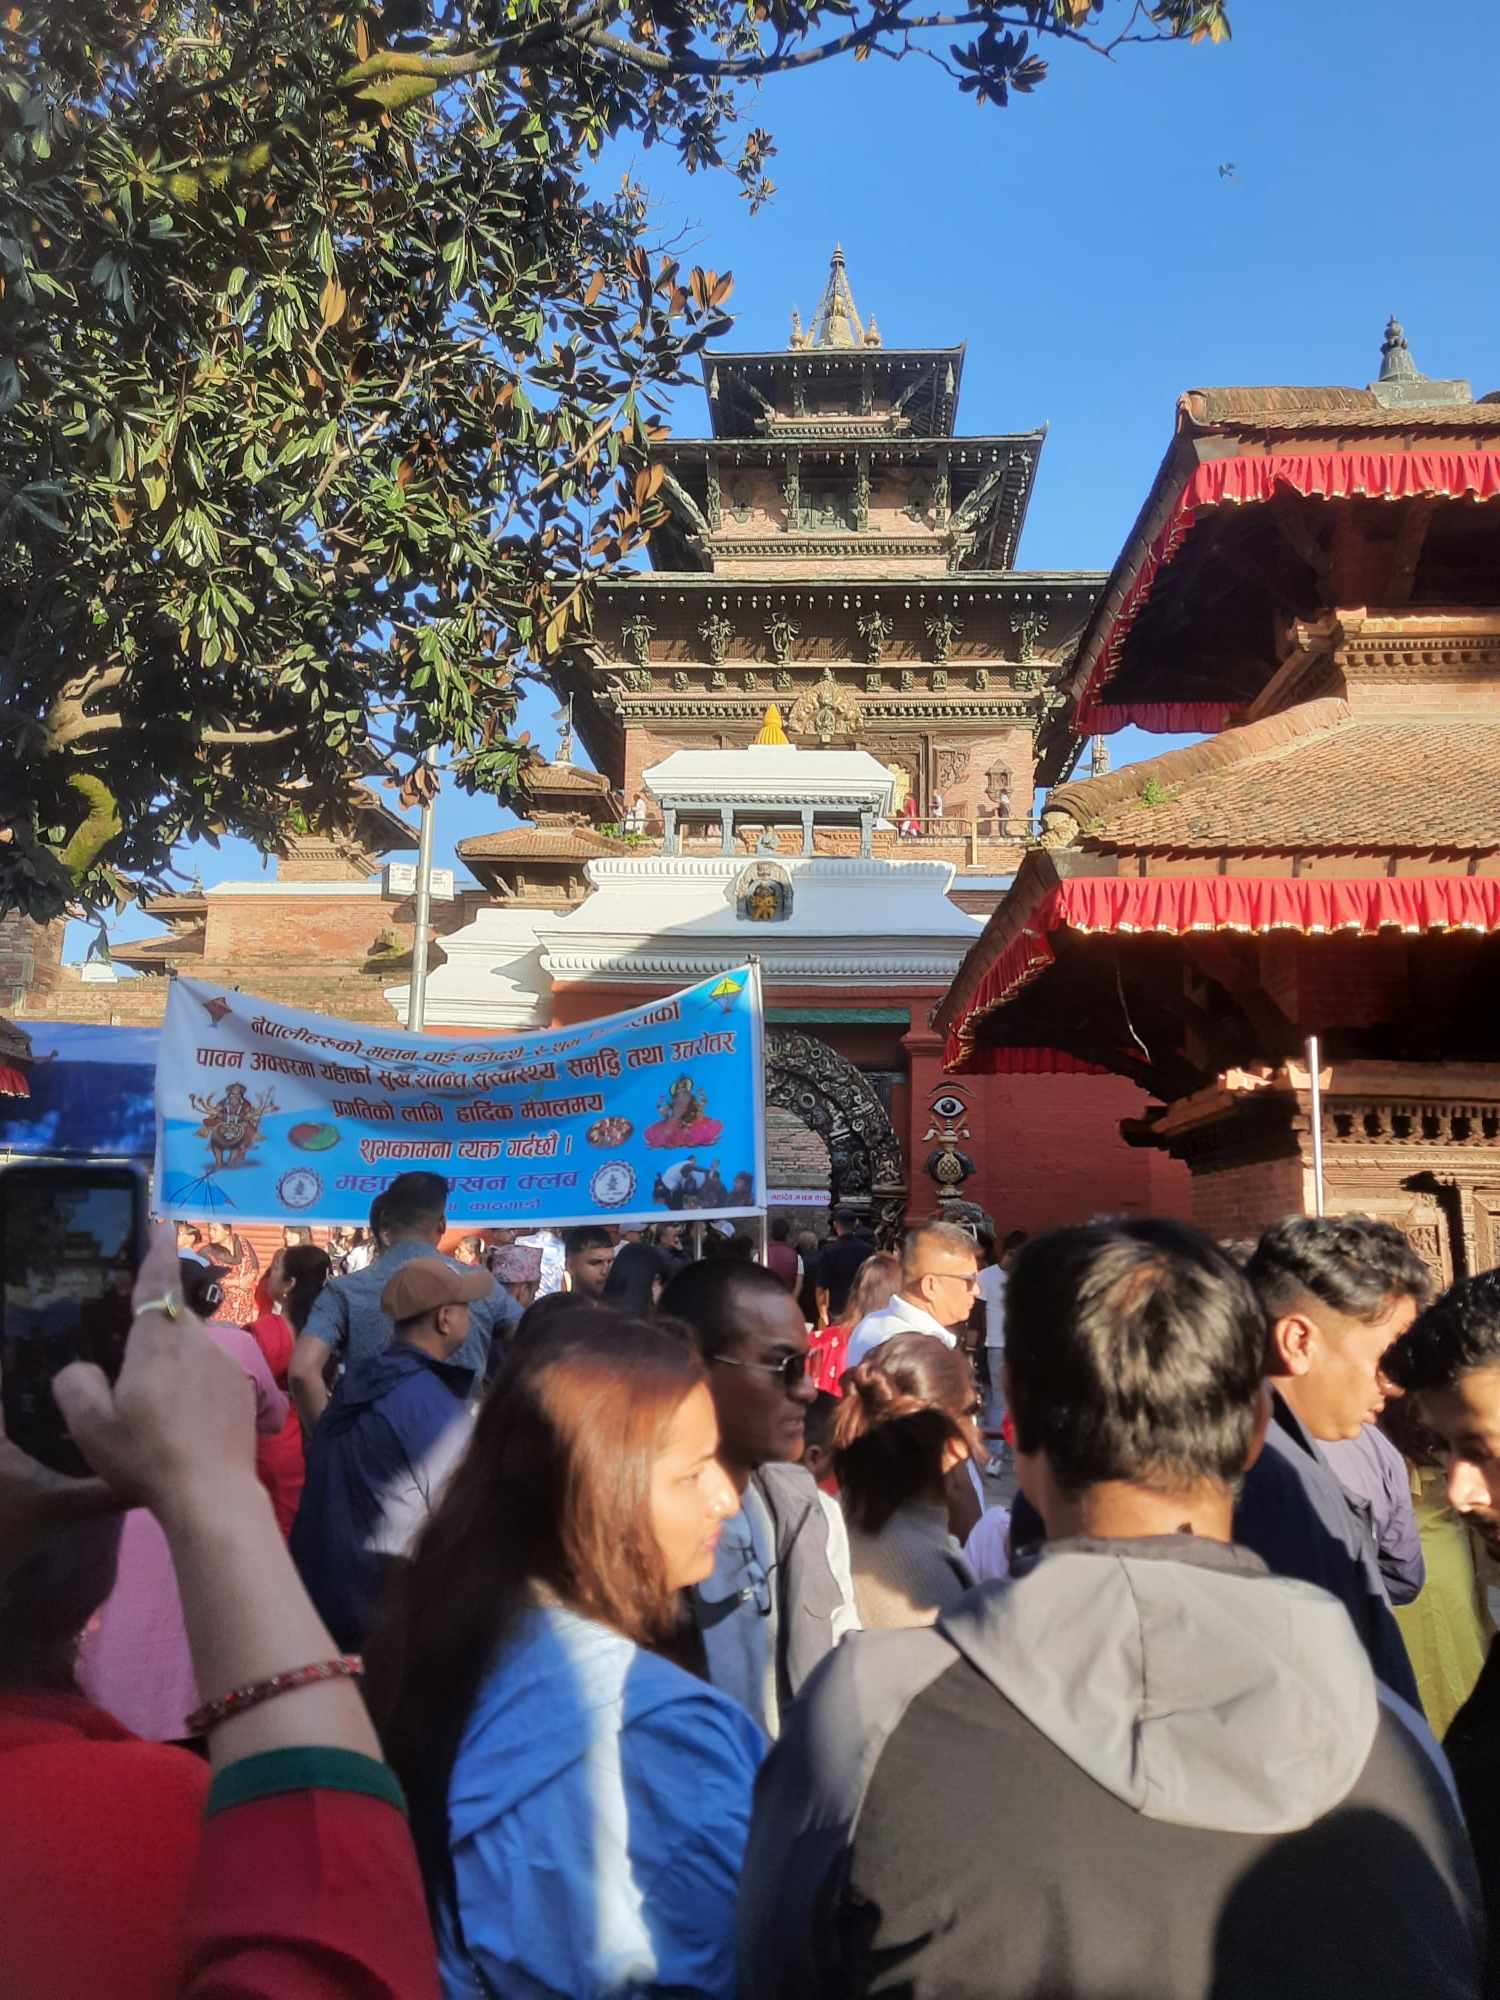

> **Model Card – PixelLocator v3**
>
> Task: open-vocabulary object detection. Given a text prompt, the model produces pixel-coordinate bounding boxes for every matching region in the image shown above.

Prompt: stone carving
[853,457,870,531]
[709,669,728,690]
[1011,611,1045,662]
[774,669,793,693]
[856,609,894,664]
[974,667,990,690]
[620,613,654,667]
[931,668,948,691]
[704,463,722,532]
[900,669,915,692]
[936,747,970,790]
[932,465,950,524]
[624,667,651,693]
[1038,807,1077,849]
[765,1029,906,1208]
[1013,666,1040,692]
[925,612,962,663]
[790,666,862,745]
[672,670,690,692]
[698,612,734,665]
[865,671,882,694]
[742,669,761,691]
[764,613,800,665]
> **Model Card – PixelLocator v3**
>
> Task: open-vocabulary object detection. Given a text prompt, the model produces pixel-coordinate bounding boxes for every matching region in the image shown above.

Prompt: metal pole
[405,748,440,1033]
[1306,1033,1326,1218]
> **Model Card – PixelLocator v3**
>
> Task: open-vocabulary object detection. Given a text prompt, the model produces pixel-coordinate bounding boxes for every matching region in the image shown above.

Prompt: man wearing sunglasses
[660,1260,859,1737]
[845,1221,981,1371]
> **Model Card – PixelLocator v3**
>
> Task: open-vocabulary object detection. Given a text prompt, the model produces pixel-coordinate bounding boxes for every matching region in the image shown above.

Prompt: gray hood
[939,1535,1378,1836]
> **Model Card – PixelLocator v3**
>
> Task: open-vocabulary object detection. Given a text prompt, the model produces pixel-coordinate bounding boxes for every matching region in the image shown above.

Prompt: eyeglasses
[711,1351,809,1394]
[917,1268,981,1291]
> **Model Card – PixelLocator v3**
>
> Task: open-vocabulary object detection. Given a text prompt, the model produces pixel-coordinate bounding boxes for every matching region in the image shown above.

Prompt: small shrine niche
[735,859,794,923]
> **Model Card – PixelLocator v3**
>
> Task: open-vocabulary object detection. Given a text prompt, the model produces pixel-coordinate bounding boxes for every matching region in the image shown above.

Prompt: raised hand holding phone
[53,1223,259,1516]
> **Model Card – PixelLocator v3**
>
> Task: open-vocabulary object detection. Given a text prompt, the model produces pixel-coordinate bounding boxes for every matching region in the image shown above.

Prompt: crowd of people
[8,1168,1500,1995]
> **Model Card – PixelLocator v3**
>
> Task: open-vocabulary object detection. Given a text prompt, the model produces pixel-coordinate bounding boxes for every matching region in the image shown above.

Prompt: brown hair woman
[366,1308,760,1998]
[834,1332,984,1629]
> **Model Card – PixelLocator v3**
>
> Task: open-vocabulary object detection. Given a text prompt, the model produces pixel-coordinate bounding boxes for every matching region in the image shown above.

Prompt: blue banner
[155,970,766,1229]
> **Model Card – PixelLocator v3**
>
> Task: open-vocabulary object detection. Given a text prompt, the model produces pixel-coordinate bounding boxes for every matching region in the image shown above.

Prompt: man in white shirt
[845,1221,981,1370]
[978,1228,1027,1432]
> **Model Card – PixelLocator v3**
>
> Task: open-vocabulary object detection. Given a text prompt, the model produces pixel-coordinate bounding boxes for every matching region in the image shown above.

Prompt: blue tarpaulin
[0,1025,158,1161]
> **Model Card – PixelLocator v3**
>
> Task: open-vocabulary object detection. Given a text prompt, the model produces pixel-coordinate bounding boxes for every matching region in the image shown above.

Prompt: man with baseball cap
[290,1257,489,1648]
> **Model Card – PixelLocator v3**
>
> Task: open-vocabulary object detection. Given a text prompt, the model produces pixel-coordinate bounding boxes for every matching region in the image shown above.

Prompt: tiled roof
[113,927,206,965]
[1181,388,1498,429]
[525,758,610,795]
[458,829,615,861]
[1050,702,1500,854]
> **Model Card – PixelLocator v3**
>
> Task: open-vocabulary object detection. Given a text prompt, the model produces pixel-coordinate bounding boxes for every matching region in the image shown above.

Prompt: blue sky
[92,0,1500,953]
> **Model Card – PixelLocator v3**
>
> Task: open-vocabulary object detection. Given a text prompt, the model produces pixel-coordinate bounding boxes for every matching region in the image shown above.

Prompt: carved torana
[790,667,863,745]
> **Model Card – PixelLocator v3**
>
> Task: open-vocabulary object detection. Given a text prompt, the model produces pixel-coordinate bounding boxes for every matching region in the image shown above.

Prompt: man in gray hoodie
[738,1217,1481,2000]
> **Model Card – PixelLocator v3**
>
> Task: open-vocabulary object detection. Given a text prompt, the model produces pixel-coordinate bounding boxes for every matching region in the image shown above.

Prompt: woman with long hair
[247,1245,330,1536]
[602,1238,671,1316]
[810,1249,900,1395]
[834,1333,983,1629]
[367,1308,760,1998]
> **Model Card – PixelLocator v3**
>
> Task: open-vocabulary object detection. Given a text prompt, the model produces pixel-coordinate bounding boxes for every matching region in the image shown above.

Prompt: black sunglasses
[711,1351,809,1394]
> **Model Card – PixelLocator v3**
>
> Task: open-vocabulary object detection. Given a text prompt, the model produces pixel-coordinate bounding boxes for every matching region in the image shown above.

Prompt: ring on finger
[135,1288,187,1322]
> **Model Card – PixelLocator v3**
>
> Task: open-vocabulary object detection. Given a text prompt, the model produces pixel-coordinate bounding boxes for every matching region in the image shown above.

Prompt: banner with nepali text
[154,968,766,1229]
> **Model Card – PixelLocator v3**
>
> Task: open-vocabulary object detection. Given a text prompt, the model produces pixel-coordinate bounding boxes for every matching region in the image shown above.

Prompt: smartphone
[0,1162,148,1476]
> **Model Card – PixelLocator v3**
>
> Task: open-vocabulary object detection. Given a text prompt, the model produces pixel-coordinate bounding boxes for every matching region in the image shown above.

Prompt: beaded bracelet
[186,1655,363,1737]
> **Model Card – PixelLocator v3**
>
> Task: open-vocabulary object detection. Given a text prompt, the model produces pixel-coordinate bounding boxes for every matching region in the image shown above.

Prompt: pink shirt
[79,1324,287,1741]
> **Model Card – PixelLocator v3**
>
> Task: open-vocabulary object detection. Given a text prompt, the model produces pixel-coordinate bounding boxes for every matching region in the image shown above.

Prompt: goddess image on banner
[155,967,766,1230]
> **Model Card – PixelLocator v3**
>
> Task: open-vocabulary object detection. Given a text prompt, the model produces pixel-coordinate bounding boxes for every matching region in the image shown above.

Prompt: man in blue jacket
[291,1257,489,1648]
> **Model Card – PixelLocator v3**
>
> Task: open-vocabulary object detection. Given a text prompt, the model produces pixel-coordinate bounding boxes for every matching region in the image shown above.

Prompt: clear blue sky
[93,0,1500,953]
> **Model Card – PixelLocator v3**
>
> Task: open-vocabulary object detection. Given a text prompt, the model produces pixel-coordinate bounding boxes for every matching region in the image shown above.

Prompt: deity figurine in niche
[735,858,793,924]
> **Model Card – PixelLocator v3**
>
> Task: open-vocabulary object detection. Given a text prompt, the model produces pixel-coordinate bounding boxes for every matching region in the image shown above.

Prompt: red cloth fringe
[1074,449,1500,731]
[945,874,1500,1071]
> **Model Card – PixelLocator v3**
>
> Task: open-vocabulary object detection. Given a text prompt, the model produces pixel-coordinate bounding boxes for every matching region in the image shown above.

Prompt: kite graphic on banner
[155,969,766,1229]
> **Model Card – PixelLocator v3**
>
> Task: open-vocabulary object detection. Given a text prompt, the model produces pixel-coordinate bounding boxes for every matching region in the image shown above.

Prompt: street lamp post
[405,748,440,1033]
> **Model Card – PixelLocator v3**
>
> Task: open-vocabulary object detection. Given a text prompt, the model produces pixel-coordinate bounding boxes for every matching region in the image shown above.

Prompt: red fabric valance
[1074,449,1500,733]
[0,1066,28,1099]
[1077,702,1241,737]
[944,873,1500,1072]
[956,1046,1113,1077]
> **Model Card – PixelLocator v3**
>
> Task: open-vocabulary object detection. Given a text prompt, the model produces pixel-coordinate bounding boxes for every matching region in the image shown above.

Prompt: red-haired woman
[834,1333,983,1630]
[367,1309,760,1999]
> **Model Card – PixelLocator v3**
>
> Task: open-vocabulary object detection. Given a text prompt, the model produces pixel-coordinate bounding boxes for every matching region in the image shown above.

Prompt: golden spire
[805,245,867,349]
[753,704,791,746]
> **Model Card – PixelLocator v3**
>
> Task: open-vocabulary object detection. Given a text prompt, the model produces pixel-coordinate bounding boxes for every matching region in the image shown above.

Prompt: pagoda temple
[937,321,1500,1281]
[553,245,1103,857]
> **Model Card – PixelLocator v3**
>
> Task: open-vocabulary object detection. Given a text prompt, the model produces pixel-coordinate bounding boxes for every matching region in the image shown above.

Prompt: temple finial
[864,313,882,349]
[788,306,806,350]
[753,704,791,747]
[1379,312,1423,384]
[807,244,867,348]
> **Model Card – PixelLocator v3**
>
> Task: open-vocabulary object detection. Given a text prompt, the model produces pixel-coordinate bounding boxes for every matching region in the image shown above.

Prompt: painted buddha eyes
[930,1094,966,1121]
